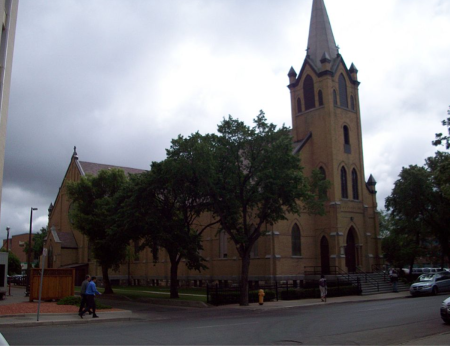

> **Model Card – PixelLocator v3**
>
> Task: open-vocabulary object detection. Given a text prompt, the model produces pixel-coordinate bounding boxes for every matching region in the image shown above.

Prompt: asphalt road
[2,294,449,345]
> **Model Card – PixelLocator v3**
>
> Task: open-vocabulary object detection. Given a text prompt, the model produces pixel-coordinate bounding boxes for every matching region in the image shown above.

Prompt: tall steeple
[306,0,338,70]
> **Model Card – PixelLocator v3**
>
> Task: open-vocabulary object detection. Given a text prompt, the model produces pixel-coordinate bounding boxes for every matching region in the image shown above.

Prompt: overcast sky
[1,0,449,239]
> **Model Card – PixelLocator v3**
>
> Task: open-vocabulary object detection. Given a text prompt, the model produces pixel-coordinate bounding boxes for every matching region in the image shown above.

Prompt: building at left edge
[0,0,19,225]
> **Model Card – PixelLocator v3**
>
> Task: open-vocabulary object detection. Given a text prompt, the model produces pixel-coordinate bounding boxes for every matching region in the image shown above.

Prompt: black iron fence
[207,278,360,306]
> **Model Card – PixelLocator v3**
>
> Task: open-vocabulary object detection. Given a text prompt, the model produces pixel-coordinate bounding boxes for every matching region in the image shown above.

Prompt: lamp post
[25,207,38,297]
[6,227,10,251]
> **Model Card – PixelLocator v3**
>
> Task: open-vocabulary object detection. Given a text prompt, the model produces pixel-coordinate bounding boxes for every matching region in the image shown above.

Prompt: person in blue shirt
[79,276,101,318]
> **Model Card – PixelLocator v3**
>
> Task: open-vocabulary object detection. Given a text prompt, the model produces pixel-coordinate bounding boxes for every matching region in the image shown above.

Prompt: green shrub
[57,296,112,309]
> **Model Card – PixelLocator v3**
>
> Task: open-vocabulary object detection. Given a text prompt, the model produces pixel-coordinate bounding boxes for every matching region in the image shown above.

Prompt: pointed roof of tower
[306,0,338,70]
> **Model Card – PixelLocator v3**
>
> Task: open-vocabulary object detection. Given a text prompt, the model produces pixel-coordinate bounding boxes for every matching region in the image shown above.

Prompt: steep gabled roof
[78,161,146,176]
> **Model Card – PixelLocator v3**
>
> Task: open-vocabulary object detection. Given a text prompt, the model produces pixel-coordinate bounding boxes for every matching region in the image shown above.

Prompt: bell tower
[287,0,381,273]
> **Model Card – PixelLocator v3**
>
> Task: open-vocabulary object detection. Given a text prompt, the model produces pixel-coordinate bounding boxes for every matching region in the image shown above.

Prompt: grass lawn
[75,285,208,302]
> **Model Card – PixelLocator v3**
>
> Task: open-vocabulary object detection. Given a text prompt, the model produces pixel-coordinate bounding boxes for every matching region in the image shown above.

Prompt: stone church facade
[44,0,382,286]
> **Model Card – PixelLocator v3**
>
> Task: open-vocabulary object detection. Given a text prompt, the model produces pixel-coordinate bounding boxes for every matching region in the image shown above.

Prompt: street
[1,295,449,345]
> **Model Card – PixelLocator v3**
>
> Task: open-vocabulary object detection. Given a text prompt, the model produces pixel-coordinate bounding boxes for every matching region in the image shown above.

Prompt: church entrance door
[320,236,330,275]
[346,228,357,273]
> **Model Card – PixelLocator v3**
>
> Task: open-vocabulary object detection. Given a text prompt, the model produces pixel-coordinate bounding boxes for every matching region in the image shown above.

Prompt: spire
[306,0,338,70]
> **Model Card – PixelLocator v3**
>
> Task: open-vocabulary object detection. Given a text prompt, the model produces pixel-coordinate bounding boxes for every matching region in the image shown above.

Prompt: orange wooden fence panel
[29,268,75,302]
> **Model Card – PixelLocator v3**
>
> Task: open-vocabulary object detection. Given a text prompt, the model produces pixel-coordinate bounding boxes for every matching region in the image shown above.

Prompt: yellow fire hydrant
[258,289,265,305]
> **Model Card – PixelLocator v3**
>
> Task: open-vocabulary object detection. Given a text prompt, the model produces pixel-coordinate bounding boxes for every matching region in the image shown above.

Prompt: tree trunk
[102,265,114,294]
[239,252,251,306]
[169,258,179,299]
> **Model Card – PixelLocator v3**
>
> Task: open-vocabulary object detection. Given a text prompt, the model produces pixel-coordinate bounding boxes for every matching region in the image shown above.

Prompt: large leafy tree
[118,150,219,299]
[170,112,329,306]
[66,168,129,294]
[385,165,435,271]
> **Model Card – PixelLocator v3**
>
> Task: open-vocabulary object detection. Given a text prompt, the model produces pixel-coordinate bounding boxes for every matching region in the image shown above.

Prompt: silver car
[410,272,450,296]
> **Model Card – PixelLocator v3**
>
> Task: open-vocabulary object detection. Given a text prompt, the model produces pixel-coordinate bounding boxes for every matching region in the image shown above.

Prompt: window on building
[343,125,351,154]
[318,166,327,198]
[134,240,140,261]
[318,90,324,106]
[47,246,53,268]
[338,74,348,108]
[291,224,301,256]
[219,231,228,258]
[297,97,302,113]
[303,75,316,111]
[352,169,359,200]
[333,90,338,106]
[341,167,348,199]
[351,95,355,111]
[250,238,259,258]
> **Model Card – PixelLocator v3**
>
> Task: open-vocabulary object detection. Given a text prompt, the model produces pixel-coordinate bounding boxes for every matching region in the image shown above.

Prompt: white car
[441,297,450,324]
[410,272,450,296]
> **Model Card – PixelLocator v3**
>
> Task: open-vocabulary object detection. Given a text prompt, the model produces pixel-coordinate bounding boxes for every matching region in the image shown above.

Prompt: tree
[432,106,450,149]
[385,165,434,271]
[119,153,220,298]
[0,249,21,275]
[424,152,450,267]
[170,112,329,306]
[66,168,129,294]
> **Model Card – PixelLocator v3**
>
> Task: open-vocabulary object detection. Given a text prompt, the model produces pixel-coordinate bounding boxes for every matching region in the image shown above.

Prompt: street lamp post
[6,227,10,251]
[25,207,38,297]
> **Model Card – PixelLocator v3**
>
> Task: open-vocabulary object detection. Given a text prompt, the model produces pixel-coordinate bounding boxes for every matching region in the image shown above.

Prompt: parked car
[441,297,450,324]
[410,272,450,296]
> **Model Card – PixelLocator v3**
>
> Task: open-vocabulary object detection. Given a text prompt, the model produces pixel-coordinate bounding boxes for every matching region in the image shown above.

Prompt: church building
[44,0,381,286]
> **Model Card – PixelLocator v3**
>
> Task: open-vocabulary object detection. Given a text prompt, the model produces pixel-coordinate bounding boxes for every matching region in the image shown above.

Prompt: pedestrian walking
[319,275,327,302]
[78,275,91,316]
[390,269,399,293]
[79,276,101,318]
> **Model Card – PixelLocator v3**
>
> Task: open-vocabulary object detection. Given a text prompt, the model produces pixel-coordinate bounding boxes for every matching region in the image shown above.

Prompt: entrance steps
[338,272,410,295]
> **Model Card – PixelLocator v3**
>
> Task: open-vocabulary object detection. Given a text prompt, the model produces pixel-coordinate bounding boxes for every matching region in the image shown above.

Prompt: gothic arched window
[333,90,338,106]
[303,75,316,111]
[343,125,351,154]
[319,166,327,198]
[341,166,348,199]
[338,74,348,108]
[291,224,301,256]
[297,97,302,113]
[352,169,359,200]
[318,90,324,106]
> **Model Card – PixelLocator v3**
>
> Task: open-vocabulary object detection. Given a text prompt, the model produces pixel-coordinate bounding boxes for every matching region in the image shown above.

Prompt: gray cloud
[1,0,450,238]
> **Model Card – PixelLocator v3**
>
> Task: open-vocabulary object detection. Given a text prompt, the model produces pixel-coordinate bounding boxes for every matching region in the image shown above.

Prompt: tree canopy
[66,168,129,294]
[168,111,329,305]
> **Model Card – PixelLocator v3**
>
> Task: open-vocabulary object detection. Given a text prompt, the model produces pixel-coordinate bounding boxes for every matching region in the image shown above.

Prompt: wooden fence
[29,268,75,302]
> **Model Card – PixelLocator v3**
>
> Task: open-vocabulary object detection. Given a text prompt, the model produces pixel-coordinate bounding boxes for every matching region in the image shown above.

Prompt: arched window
[318,90,324,106]
[296,97,302,113]
[343,125,351,154]
[303,75,316,111]
[338,74,348,108]
[352,169,359,200]
[350,95,355,111]
[291,224,301,256]
[333,90,338,106]
[250,238,259,258]
[219,231,228,258]
[319,166,327,198]
[341,167,348,199]
[319,166,326,179]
